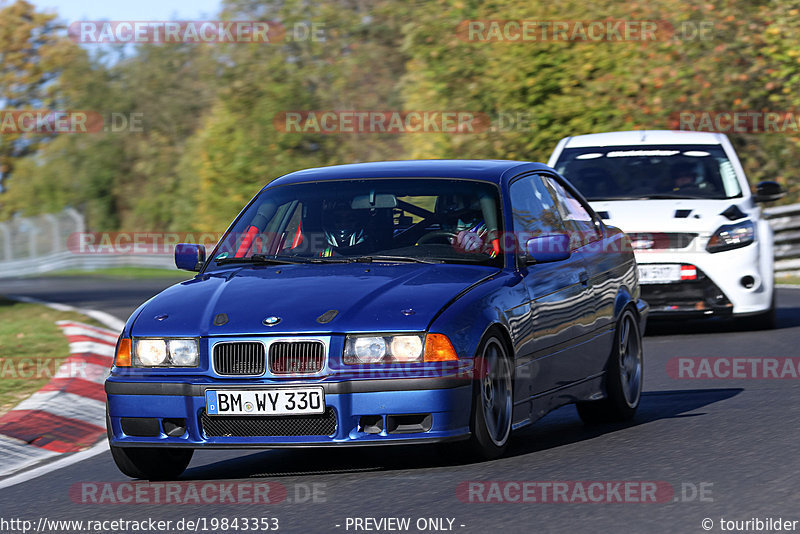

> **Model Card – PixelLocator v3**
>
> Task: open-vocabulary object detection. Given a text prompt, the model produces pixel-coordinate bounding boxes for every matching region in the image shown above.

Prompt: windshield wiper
[215,254,313,265]
[216,254,444,266]
[346,255,443,264]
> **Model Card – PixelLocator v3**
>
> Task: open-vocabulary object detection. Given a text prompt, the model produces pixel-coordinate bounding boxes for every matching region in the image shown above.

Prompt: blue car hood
[130,263,499,337]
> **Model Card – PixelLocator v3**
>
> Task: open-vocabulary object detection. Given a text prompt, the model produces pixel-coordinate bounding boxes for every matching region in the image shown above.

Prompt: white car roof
[562,130,728,148]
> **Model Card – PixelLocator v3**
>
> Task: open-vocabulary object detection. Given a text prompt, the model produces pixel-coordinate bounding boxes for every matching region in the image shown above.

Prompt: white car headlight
[707,220,755,253]
[168,339,199,366]
[136,339,168,366]
[344,334,425,364]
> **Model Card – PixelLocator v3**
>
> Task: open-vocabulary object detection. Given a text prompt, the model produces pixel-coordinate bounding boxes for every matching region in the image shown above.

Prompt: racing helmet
[322,198,369,247]
[437,194,483,233]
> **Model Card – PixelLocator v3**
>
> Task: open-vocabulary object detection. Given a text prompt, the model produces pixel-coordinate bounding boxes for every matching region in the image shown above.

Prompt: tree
[0,0,84,197]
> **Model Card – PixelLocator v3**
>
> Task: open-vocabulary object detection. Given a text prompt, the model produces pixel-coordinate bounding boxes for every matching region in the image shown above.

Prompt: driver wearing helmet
[670,162,700,193]
[320,198,369,257]
[438,194,498,256]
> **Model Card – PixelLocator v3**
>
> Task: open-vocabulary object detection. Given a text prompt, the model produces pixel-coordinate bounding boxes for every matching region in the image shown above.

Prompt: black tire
[107,407,193,480]
[109,445,193,480]
[577,308,643,424]
[465,333,514,460]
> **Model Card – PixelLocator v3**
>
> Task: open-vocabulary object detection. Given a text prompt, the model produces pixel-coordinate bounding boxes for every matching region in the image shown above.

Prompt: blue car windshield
[206,178,503,269]
[553,145,744,200]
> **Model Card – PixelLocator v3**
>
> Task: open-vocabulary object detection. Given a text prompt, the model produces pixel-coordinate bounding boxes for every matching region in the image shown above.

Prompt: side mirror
[175,243,206,272]
[524,234,571,264]
[754,181,786,203]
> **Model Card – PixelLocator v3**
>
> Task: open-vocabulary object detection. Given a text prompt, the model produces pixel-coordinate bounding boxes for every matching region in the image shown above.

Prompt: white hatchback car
[548,130,784,327]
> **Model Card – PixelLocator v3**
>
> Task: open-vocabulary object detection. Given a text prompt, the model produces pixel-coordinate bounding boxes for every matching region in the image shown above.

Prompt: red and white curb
[0,320,118,478]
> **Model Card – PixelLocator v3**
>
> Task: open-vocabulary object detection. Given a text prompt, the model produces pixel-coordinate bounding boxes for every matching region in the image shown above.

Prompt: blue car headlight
[168,339,200,366]
[344,334,425,364]
[134,338,199,367]
[706,220,755,253]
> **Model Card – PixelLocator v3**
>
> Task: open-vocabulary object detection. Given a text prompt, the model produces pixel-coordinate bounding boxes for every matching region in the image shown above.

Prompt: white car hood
[589,199,756,235]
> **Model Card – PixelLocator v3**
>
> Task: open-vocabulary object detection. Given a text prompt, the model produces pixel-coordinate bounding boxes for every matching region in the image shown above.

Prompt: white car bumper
[635,240,772,317]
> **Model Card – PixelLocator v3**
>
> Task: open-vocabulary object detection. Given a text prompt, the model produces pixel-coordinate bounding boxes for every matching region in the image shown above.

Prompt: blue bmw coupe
[106,160,648,479]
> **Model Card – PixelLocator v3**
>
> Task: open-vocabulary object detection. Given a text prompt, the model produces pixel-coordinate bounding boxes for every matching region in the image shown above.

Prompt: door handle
[579,271,589,286]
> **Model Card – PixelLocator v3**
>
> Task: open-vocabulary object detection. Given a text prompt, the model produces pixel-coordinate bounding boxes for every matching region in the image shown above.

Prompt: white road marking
[0,297,123,487]
[67,341,115,358]
[0,436,59,478]
[54,361,110,384]
[12,391,106,427]
[0,440,108,489]
[57,325,118,344]
[9,295,124,332]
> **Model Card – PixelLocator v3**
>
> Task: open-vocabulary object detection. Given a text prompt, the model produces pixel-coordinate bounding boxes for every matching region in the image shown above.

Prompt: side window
[509,175,567,251]
[542,176,602,249]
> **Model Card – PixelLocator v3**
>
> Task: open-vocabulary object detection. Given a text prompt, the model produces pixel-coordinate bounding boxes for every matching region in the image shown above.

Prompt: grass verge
[0,297,108,417]
[38,267,190,279]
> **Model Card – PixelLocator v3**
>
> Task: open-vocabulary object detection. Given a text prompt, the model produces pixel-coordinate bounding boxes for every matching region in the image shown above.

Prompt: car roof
[267,159,552,188]
[561,130,728,148]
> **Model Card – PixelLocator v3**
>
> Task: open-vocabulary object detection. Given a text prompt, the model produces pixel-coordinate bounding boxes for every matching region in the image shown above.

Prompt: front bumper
[641,266,733,318]
[635,241,772,317]
[106,376,472,448]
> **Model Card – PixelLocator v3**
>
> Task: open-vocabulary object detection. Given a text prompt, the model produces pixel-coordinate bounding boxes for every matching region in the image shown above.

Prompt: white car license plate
[205,388,325,416]
[638,264,681,284]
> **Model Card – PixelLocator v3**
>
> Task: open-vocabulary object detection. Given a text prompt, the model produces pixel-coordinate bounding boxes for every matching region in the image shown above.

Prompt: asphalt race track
[1,276,799,534]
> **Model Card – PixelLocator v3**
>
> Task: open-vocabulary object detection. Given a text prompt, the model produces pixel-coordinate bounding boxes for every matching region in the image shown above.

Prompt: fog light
[359,415,383,434]
[741,275,755,289]
[162,418,187,437]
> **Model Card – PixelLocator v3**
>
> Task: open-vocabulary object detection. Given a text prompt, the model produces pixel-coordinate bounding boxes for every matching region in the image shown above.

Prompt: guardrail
[0,205,798,279]
[765,203,800,278]
[0,209,174,278]
[0,250,175,278]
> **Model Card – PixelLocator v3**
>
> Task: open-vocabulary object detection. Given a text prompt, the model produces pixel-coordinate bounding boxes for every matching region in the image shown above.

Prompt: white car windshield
[553,145,743,200]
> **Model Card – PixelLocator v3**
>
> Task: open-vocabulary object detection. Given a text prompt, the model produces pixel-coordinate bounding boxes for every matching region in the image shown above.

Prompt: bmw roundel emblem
[263,316,282,326]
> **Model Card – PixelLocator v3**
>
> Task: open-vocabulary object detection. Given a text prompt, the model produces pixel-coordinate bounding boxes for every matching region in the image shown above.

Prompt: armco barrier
[764,203,800,278]
[0,205,798,279]
[0,209,174,278]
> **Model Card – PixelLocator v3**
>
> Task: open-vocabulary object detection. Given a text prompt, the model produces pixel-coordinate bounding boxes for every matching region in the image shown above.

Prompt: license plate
[638,264,681,284]
[205,388,325,416]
